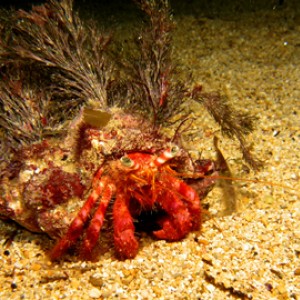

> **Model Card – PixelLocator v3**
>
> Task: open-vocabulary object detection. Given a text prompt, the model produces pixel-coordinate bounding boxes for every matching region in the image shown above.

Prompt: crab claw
[153,189,192,241]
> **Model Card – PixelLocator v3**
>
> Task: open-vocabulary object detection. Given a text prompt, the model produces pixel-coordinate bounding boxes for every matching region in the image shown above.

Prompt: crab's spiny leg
[50,173,105,261]
[153,188,192,241]
[113,193,138,259]
[162,174,201,230]
[80,180,114,259]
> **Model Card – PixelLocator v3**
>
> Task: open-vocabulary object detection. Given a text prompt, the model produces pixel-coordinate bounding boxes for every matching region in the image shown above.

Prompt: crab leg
[80,180,114,259]
[177,181,201,230]
[50,170,105,261]
[163,174,201,230]
[113,193,138,259]
[155,147,202,229]
[153,188,192,241]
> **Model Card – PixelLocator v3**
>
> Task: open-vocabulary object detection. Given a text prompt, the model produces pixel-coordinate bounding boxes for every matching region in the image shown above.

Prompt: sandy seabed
[0,1,299,299]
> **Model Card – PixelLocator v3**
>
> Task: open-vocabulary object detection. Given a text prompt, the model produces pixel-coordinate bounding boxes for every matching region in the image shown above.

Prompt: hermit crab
[0,0,260,260]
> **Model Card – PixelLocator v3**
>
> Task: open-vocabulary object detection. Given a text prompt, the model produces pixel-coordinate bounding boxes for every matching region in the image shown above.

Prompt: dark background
[0,0,292,17]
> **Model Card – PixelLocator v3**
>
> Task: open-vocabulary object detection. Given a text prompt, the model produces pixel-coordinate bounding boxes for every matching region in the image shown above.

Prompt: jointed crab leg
[113,193,139,259]
[80,178,114,258]
[162,174,201,230]
[50,172,106,261]
[153,188,192,240]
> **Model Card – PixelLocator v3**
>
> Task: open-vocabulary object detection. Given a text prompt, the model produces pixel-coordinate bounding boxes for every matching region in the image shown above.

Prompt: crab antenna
[152,146,179,167]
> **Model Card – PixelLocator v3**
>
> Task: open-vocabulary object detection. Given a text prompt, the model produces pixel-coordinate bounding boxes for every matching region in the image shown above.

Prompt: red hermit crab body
[51,146,208,260]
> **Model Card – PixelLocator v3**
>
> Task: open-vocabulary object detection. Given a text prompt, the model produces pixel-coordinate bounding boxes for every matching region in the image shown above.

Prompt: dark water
[0,0,297,19]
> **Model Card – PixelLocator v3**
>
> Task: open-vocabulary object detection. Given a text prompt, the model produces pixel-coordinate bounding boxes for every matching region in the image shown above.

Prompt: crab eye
[120,156,134,168]
[170,146,180,156]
